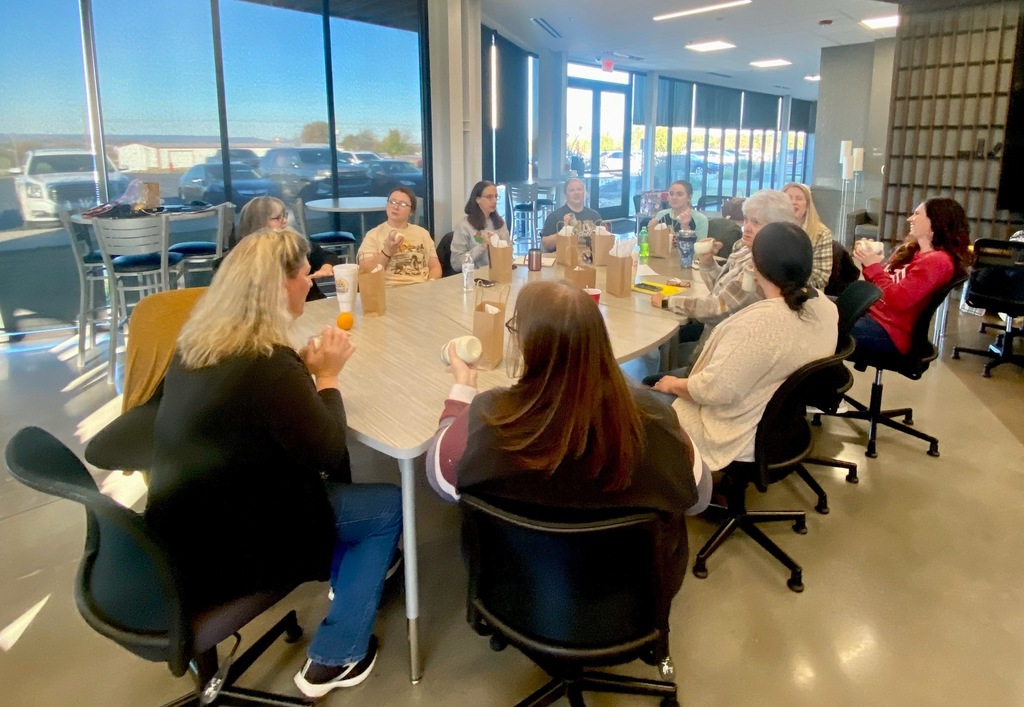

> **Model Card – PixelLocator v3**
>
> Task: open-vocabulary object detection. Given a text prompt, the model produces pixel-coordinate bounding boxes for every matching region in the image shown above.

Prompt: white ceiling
[479,0,899,100]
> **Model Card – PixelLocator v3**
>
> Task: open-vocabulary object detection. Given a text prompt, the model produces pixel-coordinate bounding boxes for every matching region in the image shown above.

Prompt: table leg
[398,457,422,684]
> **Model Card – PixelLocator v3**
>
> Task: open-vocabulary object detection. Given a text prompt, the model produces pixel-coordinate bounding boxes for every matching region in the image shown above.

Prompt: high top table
[289,255,707,684]
[305,196,389,237]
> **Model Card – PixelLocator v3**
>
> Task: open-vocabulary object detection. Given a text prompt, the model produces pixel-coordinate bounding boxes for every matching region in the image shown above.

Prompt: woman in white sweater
[450,180,511,272]
[652,221,838,471]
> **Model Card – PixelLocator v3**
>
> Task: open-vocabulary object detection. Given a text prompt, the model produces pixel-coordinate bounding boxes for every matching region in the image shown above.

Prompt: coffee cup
[333,263,359,312]
[440,335,483,366]
[584,288,601,304]
[741,266,757,293]
[694,238,715,256]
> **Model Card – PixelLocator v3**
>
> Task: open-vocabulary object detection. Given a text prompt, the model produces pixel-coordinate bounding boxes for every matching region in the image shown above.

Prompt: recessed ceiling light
[686,40,736,52]
[750,59,792,68]
[804,74,821,82]
[861,15,899,30]
[653,0,751,22]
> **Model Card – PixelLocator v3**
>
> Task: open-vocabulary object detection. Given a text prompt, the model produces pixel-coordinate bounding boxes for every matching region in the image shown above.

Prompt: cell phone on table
[633,282,662,293]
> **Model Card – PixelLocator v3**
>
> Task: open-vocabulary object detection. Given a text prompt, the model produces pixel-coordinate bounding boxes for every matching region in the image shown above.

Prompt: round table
[306,197,389,236]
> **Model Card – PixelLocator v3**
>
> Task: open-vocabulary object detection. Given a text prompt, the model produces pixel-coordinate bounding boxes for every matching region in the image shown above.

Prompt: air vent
[707,71,733,78]
[530,17,563,39]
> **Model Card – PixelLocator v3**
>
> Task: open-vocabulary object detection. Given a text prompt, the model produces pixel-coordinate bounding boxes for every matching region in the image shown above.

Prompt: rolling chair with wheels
[4,427,312,707]
[436,231,456,277]
[814,272,968,458]
[461,493,679,707]
[951,239,1024,377]
[693,345,859,592]
[292,198,356,262]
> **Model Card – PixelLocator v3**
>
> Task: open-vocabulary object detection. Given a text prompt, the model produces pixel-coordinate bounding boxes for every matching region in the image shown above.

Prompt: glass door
[566,78,633,219]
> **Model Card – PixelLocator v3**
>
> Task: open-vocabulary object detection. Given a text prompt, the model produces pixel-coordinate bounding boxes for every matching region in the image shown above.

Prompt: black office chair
[4,427,311,707]
[825,241,862,298]
[815,272,968,458]
[835,280,884,343]
[952,239,1024,377]
[705,217,742,255]
[693,346,859,592]
[293,197,356,262]
[436,231,456,277]
[461,493,679,707]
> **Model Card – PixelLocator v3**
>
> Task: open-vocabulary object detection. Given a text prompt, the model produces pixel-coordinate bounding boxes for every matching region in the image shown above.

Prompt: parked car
[600,150,642,174]
[11,149,130,226]
[364,160,424,196]
[178,162,278,208]
[205,148,260,170]
[258,146,371,201]
[338,150,383,164]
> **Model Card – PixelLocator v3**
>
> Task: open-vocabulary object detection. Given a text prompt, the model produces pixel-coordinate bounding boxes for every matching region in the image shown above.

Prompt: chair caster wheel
[661,698,680,707]
[787,572,804,593]
[928,444,940,457]
[951,350,960,359]
[692,561,708,579]
[866,446,877,458]
[793,519,807,534]
[846,472,859,484]
[815,502,830,515]
[981,370,992,378]
[811,414,822,426]
[903,416,914,425]
[489,634,507,652]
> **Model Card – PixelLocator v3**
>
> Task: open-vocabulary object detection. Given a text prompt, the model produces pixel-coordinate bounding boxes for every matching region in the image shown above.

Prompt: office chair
[461,493,679,707]
[951,239,1024,377]
[5,427,312,707]
[693,346,859,592]
[814,272,968,457]
[436,231,456,277]
[292,198,356,262]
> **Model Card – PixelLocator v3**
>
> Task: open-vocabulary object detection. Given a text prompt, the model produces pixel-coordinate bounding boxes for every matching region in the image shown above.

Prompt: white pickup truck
[11,149,129,226]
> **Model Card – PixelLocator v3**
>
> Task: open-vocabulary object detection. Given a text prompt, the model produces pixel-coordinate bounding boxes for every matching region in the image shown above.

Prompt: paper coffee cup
[334,263,359,312]
[694,238,714,255]
[741,267,756,292]
[440,335,483,365]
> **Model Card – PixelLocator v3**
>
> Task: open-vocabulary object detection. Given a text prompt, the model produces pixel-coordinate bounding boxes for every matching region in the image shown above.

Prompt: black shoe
[294,635,379,697]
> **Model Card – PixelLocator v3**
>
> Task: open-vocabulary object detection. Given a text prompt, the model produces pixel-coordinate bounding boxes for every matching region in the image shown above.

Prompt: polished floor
[1,309,1022,706]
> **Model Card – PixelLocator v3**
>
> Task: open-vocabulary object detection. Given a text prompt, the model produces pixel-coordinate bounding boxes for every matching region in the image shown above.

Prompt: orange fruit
[336,311,354,330]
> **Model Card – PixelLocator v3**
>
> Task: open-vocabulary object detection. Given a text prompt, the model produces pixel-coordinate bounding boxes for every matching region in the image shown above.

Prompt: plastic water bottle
[638,226,650,261]
[462,252,475,292]
[631,243,640,283]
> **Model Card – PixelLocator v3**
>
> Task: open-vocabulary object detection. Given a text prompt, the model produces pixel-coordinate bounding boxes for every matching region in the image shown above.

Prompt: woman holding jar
[450,180,511,273]
[357,186,441,286]
[648,180,709,240]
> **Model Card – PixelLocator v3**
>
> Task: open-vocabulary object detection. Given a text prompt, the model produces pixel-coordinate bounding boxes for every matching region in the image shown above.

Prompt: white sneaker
[294,635,378,697]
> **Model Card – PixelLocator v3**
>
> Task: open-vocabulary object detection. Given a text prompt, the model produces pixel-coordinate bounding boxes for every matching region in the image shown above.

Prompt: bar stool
[293,198,356,263]
[535,184,558,239]
[505,183,538,252]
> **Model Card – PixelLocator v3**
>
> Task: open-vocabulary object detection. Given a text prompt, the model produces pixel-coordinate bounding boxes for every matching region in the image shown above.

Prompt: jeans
[851,315,900,355]
[308,482,403,666]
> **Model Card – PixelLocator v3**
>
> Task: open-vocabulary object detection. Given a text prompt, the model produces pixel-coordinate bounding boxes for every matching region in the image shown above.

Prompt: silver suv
[12,149,129,226]
[258,146,371,201]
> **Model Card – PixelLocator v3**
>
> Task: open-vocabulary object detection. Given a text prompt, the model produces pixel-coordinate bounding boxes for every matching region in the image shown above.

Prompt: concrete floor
[0,309,1022,706]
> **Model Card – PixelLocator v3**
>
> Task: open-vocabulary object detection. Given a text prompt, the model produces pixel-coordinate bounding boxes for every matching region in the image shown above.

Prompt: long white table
[289,255,706,683]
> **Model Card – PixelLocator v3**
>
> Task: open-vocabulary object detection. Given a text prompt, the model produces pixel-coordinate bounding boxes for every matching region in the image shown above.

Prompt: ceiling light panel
[686,40,736,52]
[750,59,792,68]
[804,74,821,82]
[653,0,751,22]
[860,15,899,30]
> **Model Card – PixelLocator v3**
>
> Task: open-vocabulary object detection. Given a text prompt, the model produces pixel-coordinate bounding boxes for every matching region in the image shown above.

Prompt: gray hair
[743,189,797,226]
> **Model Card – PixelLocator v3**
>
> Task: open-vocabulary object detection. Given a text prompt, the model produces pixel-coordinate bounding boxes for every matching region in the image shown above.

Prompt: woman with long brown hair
[425,280,706,601]
[851,197,973,354]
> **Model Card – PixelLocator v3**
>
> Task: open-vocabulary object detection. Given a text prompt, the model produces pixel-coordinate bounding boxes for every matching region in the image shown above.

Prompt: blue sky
[0,0,424,142]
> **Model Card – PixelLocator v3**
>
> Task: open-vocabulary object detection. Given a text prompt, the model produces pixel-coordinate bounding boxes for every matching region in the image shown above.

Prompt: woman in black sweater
[148,227,400,698]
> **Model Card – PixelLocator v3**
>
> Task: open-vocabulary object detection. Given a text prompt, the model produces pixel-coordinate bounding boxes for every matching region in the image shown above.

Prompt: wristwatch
[660,298,670,310]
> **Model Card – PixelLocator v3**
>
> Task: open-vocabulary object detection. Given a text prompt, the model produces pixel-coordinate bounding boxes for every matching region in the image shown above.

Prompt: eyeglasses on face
[270,212,288,221]
[505,316,518,334]
[388,199,411,209]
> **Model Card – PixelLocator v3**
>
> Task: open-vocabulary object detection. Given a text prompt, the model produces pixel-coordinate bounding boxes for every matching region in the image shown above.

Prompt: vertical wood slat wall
[882,1,1023,242]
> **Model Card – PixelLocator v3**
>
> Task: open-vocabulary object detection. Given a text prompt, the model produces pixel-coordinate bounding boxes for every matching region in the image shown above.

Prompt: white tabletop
[306,197,389,213]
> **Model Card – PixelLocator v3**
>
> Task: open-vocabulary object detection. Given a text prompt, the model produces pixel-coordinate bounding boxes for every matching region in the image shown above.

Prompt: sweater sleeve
[425,384,478,502]
[450,219,489,271]
[262,350,348,471]
[864,253,953,313]
[667,273,761,327]
[807,224,832,290]
[693,211,709,240]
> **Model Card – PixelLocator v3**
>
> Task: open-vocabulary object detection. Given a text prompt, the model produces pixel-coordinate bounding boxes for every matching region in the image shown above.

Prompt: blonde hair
[236,196,287,245]
[177,227,309,369]
[783,182,825,242]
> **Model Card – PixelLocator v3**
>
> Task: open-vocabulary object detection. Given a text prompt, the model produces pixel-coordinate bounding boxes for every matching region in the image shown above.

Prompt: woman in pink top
[851,197,973,354]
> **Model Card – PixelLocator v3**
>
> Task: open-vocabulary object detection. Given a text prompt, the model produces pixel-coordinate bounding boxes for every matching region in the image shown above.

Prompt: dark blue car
[178,162,279,208]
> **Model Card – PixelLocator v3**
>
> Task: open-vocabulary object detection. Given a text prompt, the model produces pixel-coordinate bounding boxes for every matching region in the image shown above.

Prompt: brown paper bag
[564,246,597,290]
[488,243,513,283]
[142,182,161,209]
[472,285,509,370]
[554,229,575,266]
[649,225,671,259]
[606,254,633,297]
[358,268,387,316]
[592,230,616,267]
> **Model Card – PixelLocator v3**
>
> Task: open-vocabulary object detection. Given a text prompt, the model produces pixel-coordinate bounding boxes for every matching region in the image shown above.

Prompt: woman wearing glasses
[424,280,709,604]
[357,186,441,286]
[235,195,336,299]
